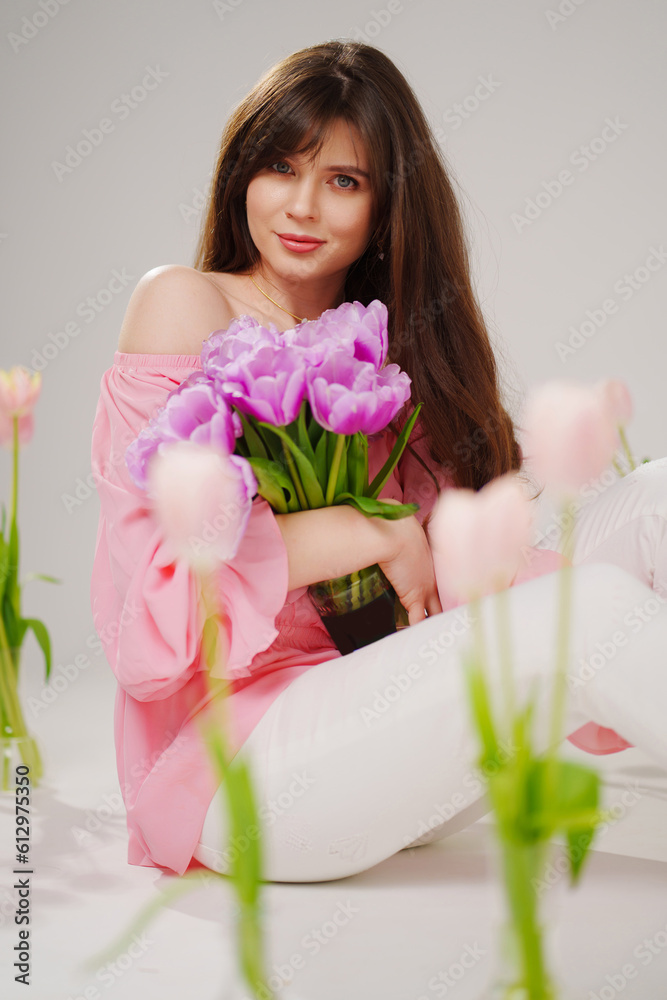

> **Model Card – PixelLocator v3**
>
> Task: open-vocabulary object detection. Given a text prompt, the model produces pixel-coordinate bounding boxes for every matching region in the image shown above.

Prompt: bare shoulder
[117,264,235,355]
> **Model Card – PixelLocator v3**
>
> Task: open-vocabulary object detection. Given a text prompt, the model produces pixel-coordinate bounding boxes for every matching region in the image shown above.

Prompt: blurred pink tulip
[429,473,535,602]
[0,367,41,447]
[596,377,633,426]
[147,441,257,571]
[0,412,34,449]
[521,380,620,495]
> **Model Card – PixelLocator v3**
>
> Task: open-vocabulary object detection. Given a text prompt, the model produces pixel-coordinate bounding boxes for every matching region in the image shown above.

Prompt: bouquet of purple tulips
[126,299,424,650]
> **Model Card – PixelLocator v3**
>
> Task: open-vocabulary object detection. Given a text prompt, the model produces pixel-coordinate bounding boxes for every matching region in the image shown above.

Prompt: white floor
[2,665,667,1000]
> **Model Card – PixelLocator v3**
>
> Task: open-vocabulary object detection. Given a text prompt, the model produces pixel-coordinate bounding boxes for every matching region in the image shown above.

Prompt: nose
[285,176,319,221]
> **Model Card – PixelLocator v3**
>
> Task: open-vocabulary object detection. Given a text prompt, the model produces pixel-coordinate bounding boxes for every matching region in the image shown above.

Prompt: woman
[91,40,667,882]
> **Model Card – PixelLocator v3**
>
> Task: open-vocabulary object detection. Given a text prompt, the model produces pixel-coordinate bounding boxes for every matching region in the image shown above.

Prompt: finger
[425,593,443,617]
[407,603,426,627]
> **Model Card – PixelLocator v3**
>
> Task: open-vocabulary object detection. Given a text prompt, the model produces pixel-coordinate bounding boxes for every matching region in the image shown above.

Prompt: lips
[277,233,324,243]
[276,233,325,253]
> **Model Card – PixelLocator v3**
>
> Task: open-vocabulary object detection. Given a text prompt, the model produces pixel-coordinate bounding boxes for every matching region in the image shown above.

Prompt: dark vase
[307,563,409,655]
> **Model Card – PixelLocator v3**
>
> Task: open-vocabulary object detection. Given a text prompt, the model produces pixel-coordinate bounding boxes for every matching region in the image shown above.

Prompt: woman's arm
[273,505,396,589]
[275,503,443,625]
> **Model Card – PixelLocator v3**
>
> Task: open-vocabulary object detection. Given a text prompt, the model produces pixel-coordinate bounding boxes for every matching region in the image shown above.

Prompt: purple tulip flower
[214,345,308,426]
[284,299,388,370]
[201,314,282,376]
[307,351,411,436]
[126,372,242,490]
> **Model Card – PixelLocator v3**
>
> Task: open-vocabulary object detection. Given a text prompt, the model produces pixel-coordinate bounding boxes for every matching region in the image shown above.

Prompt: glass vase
[484,833,574,1000]
[1,645,44,791]
[307,562,409,655]
[1,734,42,792]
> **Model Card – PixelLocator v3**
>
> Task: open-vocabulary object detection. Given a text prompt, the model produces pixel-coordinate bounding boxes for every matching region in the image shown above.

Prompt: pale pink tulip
[0,367,41,447]
[596,377,633,426]
[429,473,535,602]
[521,380,620,495]
[147,441,257,571]
[0,412,34,449]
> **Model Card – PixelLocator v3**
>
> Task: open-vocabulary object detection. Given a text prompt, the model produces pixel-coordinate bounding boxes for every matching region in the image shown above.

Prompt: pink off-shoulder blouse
[90,352,631,876]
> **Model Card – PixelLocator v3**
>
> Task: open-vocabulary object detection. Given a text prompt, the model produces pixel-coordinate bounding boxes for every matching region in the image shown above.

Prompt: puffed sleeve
[90,362,289,703]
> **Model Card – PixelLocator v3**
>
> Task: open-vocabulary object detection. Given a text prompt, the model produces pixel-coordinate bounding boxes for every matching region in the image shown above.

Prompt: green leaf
[248,418,285,466]
[307,410,324,450]
[462,651,500,766]
[22,618,52,681]
[502,696,539,840]
[229,758,263,904]
[528,759,600,825]
[4,522,20,632]
[486,766,522,834]
[0,533,8,599]
[367,402,423,498]
[234,435,250,458]
[256,421,326,508]
[245,457,293,513]
[332,493,418,519]
[21,572,62,586]
[524,758,602,880]
[6,515,20,626]
[237,411,268,460]
[2,595,22,653]
[204,719,263,905]
[566,826,595,885]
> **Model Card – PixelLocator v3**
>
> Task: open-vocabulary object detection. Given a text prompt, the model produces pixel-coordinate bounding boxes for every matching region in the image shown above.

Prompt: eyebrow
[324,164,370,180]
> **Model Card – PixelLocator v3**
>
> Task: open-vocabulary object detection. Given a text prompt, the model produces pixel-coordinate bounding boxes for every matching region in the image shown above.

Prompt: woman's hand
[376,499,443,626]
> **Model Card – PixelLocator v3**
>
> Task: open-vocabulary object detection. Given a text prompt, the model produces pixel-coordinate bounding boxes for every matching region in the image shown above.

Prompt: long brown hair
[194,40,528,494]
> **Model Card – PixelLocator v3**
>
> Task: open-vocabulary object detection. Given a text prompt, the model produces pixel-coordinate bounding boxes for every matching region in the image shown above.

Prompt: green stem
[618,425,636,473]
[495,586,515,742]
[542,498,575,813]
[549,504,574,746]
[11,415,18,529]
[499,838,554,998]
[198,574,273,1000]
[325,434,345,506]
[472,594,486,676]
[0,616,42,784]
[282,441,307,509]
[0,616,27,736]
[611,453,625,478]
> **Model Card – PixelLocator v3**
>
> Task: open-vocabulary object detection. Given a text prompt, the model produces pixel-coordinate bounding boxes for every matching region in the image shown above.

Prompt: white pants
[193,460,667,882]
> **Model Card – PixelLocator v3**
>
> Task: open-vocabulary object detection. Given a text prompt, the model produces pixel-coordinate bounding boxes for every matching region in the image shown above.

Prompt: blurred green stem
[542,499,575,816]
[198,572,273,1000]
[325,434,345,506]
[495,586,515,739]
[618,425,636,473]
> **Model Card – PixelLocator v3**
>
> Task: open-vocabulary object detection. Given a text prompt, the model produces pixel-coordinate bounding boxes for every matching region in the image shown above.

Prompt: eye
[268,161,360,190]
[269,160,292,174]
[334,174,359,190]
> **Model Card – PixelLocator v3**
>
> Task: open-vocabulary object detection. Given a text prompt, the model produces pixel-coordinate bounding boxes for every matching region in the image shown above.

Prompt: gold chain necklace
[249,274,306,324]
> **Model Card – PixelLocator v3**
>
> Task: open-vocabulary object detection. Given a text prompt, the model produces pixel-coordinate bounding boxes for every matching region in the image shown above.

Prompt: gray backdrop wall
[1,0,665,779]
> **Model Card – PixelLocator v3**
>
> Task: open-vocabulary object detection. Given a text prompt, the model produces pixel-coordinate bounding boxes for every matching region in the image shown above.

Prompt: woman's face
[245,118,376,285]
